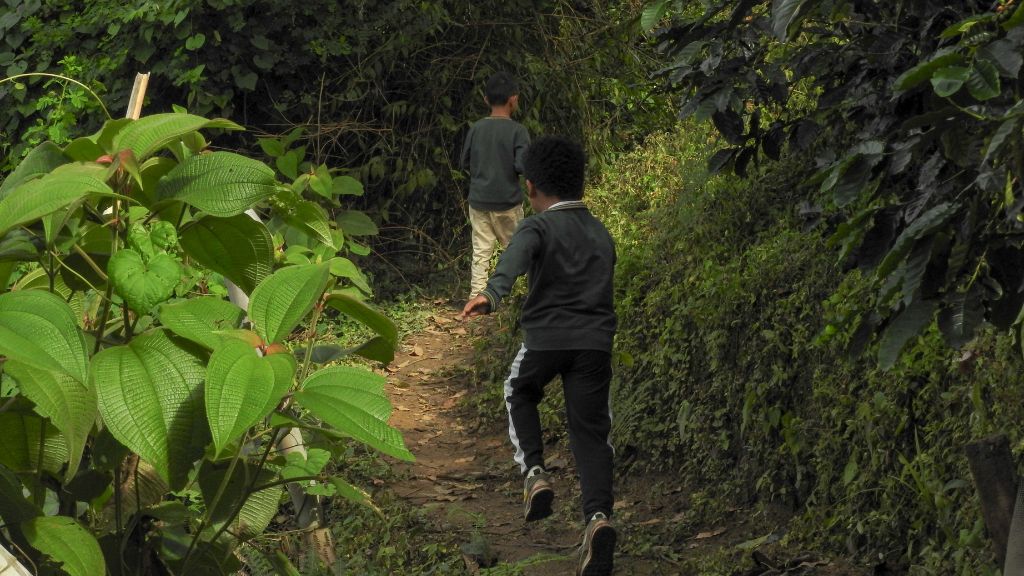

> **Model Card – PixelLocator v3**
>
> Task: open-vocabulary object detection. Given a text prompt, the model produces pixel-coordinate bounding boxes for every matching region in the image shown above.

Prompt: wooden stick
[125,72,150,120]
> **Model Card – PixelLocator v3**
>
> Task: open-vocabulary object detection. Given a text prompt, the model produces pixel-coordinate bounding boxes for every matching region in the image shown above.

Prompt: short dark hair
[523,136,586,200]
[485,72,519,106]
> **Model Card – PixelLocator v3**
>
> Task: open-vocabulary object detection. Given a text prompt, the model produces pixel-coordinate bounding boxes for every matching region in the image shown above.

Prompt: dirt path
[382,304,867,576]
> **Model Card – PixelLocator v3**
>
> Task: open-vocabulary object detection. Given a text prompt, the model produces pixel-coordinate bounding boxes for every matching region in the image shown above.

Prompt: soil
[383,304,873,576]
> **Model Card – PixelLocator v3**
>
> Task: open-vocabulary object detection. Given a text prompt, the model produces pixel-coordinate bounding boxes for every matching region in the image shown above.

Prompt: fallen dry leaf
[411,345,424,356]
[638,518,663,526]
[453,455,476,464]
[692,527,727,540]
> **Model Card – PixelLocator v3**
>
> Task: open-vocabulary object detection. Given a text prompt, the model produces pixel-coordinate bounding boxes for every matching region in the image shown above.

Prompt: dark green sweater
[460,117,530,211]
[481,201,617,352]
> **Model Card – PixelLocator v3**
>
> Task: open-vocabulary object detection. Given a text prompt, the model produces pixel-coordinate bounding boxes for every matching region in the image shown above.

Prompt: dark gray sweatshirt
[460,117,530,211]
[481,201,616,352]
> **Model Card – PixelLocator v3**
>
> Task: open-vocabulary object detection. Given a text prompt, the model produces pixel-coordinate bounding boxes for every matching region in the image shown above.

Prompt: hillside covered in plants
[2,0,1024,574]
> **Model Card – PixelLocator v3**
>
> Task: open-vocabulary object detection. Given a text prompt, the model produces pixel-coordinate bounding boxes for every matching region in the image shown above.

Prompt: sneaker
[577,512,616,576]
[523,466,554,522]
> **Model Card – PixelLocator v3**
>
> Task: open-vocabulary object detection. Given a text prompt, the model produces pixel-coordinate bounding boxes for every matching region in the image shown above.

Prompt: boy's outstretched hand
[459,295,491,320]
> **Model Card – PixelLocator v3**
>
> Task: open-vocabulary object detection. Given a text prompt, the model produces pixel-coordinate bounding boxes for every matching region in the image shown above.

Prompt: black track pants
[503,345,614,522]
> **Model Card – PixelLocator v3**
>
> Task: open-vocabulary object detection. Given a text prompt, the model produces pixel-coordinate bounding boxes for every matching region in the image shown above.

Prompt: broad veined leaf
[272,189,334,247]
[0,290,89,383]
[878,299,937,369]
[5,361,96,481]
[324,292,397,347]
[1003,2,1024,30]
[157,151,277,217]
[966,60,1001,101]
[350,336,395,364]
[641,0,669,31]
[0,463,40,526]
[930,65,970,97]
[262,353,297,417]
[293,366,413,461]
[876,203,958,279]
[772,0,810,40]
[0,162,115,237]
[197,460,282,540]
[179,214,274,294]
[22,516,105,576]
[205,339,293,456]
[0,411,68,474]
[0,141,68,200]
[63,137,106,163]
[0,229,39,262]
[108,249,182,314]
[335,210,378,236]
[938,285,985,349]
[279,448,331,480]
[92,329,208,488]
[983,118,1019,165]
[249,263,331,344]
[328,257,371,293]
[894,51,966,92]
[979,39,1023,78]
[329,476,381,516]
[332,175,364,197]
[112,113,242,160]
[159,297,246,350]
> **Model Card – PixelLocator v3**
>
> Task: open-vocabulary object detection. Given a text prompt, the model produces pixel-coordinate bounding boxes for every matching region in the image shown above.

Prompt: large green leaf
[876,203,958,280]
[335,210,378,236]
[894,51,965,92]
[159,297,246,350]
[0,163,115,237]
[0,411,68,474]
[108,249,183,314]
[930,65,970,97]
[0,141,69,200]
[293,366,413,461]
[324,292,397,347]
[0,464,40,526]
[249,263,331,344]
[641,0,669,31]
[157,152,277,217]
[197,460,282,541]
[5,360,96,481]
[0,290,89,383]
[771,0,809,40]
[966,60,1001,101]
[112,113,243,160]
[91,329,208,488]
[330,476,381,516]
[205,339,293,456]
[179,214,274,294]
[273,189,334,246]
[22,516,106,576]
[878,299,937,369]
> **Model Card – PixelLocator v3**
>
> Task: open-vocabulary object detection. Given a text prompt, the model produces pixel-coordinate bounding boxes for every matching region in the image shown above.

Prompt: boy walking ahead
[460,72,531,301]
[460,136,617,576]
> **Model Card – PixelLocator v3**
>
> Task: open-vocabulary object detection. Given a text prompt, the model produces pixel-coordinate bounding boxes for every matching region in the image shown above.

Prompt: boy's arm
[478,221,539,310]
[513,125,530,175]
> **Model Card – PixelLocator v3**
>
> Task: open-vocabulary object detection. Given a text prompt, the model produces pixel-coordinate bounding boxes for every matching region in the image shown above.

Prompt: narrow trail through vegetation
[379,302,866,575]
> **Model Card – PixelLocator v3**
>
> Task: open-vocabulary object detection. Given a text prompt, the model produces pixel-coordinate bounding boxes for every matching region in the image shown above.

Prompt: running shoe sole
[524,485,554,522]
[578,523,616,576]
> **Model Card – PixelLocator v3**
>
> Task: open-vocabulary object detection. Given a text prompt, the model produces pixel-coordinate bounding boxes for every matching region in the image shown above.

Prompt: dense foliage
[650,0,1024,368]
[2,0,662,285]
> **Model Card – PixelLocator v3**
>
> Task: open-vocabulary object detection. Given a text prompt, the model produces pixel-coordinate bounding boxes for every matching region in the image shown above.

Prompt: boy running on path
[460,136,617,576]
[460,71,531,301]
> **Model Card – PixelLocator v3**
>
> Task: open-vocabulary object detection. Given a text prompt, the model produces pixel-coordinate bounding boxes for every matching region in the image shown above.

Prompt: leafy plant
[0,107,410,574]
[650,0,1024,367]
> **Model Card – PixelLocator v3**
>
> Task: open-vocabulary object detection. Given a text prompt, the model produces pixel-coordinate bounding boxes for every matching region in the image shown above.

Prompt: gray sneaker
[577,512,616,576]
[523,466,554,522]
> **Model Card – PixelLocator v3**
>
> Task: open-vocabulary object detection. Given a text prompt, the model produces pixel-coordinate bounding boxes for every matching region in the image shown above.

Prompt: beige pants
[469,204,524,298]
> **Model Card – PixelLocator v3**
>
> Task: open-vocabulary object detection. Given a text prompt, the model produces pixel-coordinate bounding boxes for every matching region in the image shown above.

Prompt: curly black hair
[485,72,519,106]
[523,136,586,200]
